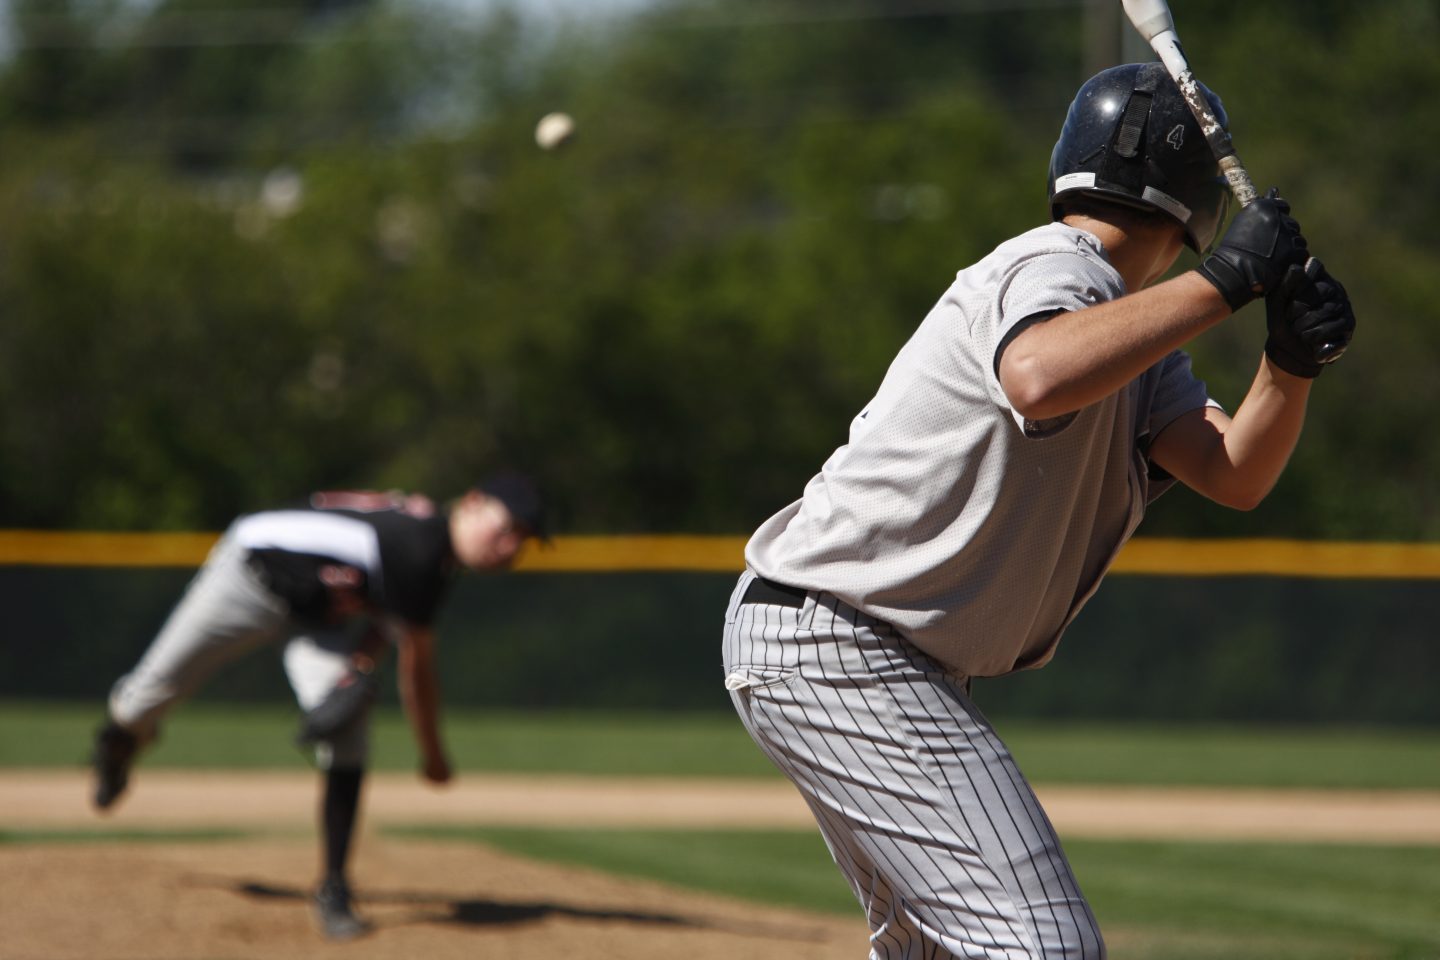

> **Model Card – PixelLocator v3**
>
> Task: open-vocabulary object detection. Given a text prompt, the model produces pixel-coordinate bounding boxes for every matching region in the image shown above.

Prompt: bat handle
[1218,155,1258,208]
[1143,26,1259,210]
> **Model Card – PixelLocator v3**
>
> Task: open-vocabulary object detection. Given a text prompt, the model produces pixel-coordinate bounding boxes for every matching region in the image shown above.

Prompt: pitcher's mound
[3,836,865,959]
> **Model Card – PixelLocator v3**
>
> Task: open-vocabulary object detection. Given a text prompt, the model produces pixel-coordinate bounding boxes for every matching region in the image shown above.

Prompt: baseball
[534,111,575,150]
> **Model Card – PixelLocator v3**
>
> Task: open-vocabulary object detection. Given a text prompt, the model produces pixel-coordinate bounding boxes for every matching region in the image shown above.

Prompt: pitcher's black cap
[477,470,550,541]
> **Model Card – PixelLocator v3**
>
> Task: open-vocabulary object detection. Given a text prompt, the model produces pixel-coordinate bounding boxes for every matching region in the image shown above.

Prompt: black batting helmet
[1048,62,1229,252]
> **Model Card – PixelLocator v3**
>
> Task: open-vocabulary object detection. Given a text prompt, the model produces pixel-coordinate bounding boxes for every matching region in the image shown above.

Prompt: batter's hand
[1197,189,1309,311]
[1265,258,1356,378]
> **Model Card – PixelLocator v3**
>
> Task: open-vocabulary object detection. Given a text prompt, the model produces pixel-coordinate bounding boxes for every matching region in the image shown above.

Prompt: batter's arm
[391,620,453,784]
[1147,357,1312,510]
[1000,271,1229,421]
[1003,196,1309,422]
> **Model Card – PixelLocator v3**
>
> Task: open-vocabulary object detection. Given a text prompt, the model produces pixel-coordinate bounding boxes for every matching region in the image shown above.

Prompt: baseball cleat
[313,877,370,941]
[91,722,138,811]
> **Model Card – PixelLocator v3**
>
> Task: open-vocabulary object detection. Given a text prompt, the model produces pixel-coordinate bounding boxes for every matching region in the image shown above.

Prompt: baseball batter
[91,471,546,940]
[722,63,1355,959]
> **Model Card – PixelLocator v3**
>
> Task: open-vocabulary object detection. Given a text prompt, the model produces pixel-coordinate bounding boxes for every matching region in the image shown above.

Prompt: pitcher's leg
[108,536,288,741]
[97,536,288,810]
[285,627,373,940]
[284,628,371,772]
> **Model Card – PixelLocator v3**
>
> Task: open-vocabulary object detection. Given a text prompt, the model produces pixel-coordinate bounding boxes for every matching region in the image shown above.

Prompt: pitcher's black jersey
[235,491,455,625]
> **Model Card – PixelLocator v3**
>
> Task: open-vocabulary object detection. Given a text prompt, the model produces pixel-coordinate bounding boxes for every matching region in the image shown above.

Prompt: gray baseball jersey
[746,221,1215,678]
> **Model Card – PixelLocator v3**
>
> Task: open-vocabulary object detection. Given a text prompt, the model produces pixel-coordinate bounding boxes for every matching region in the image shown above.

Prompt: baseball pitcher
[91,472,547,940]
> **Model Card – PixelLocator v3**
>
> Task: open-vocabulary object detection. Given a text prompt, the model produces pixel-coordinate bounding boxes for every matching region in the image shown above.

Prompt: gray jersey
[746,222,1214,678]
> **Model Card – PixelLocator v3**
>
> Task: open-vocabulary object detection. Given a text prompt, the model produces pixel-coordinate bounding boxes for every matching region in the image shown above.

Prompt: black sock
[322,767,365,884]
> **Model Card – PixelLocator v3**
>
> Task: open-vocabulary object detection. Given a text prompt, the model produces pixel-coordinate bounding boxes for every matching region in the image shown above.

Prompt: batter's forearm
[1203,357,1311,509]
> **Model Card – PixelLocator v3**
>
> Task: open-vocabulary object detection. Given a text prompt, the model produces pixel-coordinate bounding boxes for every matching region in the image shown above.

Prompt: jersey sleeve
[997,251,1120,344]
[989,248,1125,439]
[1146,349,1219,439]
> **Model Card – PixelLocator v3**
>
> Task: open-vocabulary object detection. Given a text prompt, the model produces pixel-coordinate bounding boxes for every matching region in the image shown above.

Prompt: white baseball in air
[534,112,576,150]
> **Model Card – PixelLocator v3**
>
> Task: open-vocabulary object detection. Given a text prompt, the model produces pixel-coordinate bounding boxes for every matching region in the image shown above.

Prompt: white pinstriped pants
[722,571,1104,960]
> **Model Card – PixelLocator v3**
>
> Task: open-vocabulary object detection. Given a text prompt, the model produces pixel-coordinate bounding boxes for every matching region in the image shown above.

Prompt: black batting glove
[1264,258,1356,379]
[1197,189,1309,311]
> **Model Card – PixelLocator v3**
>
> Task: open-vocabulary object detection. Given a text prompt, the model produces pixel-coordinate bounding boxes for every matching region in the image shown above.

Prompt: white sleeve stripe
[233,512,382,577]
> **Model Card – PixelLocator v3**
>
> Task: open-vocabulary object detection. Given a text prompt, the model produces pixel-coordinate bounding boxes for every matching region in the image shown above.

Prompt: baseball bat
[1120,0,1257,208]
[1122,0,1342,361]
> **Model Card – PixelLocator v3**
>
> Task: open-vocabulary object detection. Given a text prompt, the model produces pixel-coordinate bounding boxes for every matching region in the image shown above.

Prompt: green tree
[0,0,1435,538]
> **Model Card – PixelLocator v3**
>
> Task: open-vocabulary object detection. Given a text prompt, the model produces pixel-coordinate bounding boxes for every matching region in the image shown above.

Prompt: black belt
[741,575,808,608]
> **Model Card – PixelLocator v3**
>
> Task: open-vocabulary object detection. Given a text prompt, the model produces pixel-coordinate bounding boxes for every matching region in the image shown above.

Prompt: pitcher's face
[451,494,526,570]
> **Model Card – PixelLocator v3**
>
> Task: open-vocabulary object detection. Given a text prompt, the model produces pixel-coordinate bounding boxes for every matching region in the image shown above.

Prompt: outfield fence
[3,534,1437,724]
[5,532,1440,578]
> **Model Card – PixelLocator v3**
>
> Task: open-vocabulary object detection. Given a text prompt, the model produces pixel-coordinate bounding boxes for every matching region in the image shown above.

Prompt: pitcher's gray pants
[108,529,370,769]
[722,571,1104,960]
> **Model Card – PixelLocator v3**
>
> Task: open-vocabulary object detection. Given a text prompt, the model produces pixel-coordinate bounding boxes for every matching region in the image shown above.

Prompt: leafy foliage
[0,0,1434,536]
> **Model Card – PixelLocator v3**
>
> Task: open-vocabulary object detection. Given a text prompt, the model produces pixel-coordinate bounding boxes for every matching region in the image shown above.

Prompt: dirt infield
[3,837,867,960]
[6,770,1440,959]
[8,769,1440,843]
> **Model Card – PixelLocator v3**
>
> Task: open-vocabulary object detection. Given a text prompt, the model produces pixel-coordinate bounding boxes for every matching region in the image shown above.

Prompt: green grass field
[389,827,1440,960]
[6,700,1439,959]
[5,699,1440,788]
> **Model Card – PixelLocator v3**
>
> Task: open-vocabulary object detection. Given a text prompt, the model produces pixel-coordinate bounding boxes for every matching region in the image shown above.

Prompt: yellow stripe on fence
[1111,538,1440,579]
[0,531,750,572]
[2,531,1440,579]
[0,531,222,568]
[513,536,749,573]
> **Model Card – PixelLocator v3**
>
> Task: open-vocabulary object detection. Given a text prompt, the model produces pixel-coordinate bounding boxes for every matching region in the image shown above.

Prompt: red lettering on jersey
[310,490,435,518]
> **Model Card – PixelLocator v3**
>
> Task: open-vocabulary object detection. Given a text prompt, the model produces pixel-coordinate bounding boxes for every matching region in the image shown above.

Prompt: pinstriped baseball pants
[722,571,1104,960]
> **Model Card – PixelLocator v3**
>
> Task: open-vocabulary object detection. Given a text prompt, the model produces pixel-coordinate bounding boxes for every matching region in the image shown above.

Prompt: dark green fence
[4,566,1437,724]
